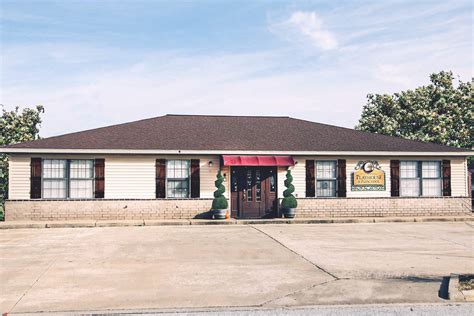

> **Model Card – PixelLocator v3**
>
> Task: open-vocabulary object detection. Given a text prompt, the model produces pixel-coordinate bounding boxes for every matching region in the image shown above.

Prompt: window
[70,160,94,198]
[255,169,261,201]
[42,159,94,199]
[316,161,337,197]
[43,159,67,198]
[400,161,419,197]
[166,160,190,198]
[421,161,442,196]
[400,161,441,197]
[269,169,276,192]
[246,169,253,201]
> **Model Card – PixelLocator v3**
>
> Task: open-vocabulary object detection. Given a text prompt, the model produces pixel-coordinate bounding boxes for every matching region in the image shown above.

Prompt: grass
[459,275,474,291]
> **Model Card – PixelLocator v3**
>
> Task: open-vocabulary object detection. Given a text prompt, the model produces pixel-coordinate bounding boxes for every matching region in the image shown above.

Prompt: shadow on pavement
[438,276,450,299]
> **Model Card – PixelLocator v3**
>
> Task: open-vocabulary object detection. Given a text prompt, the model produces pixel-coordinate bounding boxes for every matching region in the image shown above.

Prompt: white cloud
[276,11,338,50]
[1,48,364,137]
[2,1,471,138]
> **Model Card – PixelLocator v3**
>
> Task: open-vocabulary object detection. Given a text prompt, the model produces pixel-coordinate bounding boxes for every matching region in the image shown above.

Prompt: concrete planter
[212,209,227,220]
[282,208,296,219]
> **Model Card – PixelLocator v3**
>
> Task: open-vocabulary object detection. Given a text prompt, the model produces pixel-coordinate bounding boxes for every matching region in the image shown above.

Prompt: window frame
[420,161,442,197]
[315,160,338,198]
[69,159,95,199]
[42,159,68,199]
[400,160,442,197]
[41,159,95,199]
[165,159,191,198]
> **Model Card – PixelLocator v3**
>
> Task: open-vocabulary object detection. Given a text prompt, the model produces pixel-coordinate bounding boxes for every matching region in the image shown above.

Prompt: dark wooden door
[230,167,277,218]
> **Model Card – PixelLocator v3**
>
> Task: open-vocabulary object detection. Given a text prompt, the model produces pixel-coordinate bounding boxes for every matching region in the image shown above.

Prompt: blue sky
[1,0,472,137]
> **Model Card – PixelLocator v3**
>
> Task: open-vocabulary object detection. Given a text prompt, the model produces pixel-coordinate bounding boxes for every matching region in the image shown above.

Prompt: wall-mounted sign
[351,160,386,191]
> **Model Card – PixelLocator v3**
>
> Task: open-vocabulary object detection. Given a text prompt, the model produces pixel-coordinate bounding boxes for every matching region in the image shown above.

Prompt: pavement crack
[9,256,58,313]
[260,279,338,307]
[247,224,339,280]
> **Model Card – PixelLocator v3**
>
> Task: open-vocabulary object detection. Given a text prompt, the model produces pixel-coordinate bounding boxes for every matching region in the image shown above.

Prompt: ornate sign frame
[351,160,386,191]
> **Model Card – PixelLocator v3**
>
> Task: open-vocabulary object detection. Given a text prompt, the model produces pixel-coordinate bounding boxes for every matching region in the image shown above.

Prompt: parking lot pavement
[1,222,473,314]
[253,222,474,279]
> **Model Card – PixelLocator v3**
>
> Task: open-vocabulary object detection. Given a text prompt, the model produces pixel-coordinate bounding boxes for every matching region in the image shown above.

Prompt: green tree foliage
[212,170,228,210]
[356,71,473,149]
[281,169,297,209]
[0,105,44,206]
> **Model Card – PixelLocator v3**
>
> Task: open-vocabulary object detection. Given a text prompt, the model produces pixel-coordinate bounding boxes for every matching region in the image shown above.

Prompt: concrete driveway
[1,222,473,314]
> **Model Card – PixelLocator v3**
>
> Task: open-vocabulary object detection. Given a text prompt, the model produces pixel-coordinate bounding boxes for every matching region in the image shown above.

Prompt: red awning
[222,155,295,166]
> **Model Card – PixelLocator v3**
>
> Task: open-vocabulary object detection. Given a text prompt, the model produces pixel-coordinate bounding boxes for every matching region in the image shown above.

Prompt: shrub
[281,169,297,209]
[212,170,228,210]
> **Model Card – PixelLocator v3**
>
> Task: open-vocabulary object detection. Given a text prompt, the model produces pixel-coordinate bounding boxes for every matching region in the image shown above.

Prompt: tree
[211,170,228,210]
[356,71,473,149]
[281,169,297,209]
[0,105,44,206]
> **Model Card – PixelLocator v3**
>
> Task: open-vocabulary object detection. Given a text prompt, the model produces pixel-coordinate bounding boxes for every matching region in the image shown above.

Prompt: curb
[0,216,472,229]
[448,274,465,302]
[448,273,474,302]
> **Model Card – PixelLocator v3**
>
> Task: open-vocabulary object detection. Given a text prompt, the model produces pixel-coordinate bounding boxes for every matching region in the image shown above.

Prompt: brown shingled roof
[3,114,468,152]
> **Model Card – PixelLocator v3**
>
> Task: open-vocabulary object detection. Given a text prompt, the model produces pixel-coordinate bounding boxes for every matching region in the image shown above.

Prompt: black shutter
[337,159,346,197]
[305,160,315,197]
[390,160,400,197]
[442,160,451,196]
[30,158,42,199]
[94,159,105,198]
[156,159,166,198]
[190,159,200,198]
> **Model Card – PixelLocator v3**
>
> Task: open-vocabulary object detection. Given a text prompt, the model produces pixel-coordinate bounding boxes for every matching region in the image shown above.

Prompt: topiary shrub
[212,170,228,210]
[281,169,297,209]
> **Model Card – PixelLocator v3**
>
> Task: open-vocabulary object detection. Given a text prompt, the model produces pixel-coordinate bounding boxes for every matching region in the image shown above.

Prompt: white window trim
[400,160,442,197]
[165,159,191,199]
[315,160,338,198]
[41,159,95,199]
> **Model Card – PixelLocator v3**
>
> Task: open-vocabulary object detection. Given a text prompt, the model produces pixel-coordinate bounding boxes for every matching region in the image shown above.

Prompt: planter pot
[281,208,296,219]
[212,209,227,219]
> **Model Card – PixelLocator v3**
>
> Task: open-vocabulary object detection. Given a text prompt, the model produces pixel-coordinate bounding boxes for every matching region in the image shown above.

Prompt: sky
[0,0,472,137]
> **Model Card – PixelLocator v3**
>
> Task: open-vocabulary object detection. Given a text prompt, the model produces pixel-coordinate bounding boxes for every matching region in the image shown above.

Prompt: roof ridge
[165,114,290,118]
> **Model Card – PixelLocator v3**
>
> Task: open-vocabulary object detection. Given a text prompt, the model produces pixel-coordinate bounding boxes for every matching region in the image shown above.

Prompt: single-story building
[1,114,472,221]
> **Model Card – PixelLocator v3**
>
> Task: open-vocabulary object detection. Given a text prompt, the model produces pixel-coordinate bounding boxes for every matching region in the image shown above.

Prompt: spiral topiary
[281,169,297,209]
[212,170,228,210]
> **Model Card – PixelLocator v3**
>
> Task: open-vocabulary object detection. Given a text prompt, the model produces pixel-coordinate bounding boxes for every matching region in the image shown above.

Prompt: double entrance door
[230,167,277,218]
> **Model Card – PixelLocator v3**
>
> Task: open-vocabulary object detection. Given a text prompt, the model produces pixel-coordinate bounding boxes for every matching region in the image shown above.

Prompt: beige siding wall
[8,155,30,199]
[278,156,391,199]
[97,154,227,199]
[283,156,468,199]
[277,157,307,198]
[451,157,468,196]
[104,156,155,199]
[6,154,467,200]
[6,154,228,200]
[345,158,391,198]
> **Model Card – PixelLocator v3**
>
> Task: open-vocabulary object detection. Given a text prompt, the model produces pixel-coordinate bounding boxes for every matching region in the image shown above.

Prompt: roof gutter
[1,148,472,156]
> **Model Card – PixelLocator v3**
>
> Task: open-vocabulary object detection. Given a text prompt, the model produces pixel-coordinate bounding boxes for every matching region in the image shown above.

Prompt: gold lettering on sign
[351,161,386,191]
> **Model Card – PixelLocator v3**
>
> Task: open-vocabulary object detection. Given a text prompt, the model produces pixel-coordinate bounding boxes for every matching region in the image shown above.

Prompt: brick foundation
[5,199,215,221]
[292,197,472,217]
[5,197,472,221]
